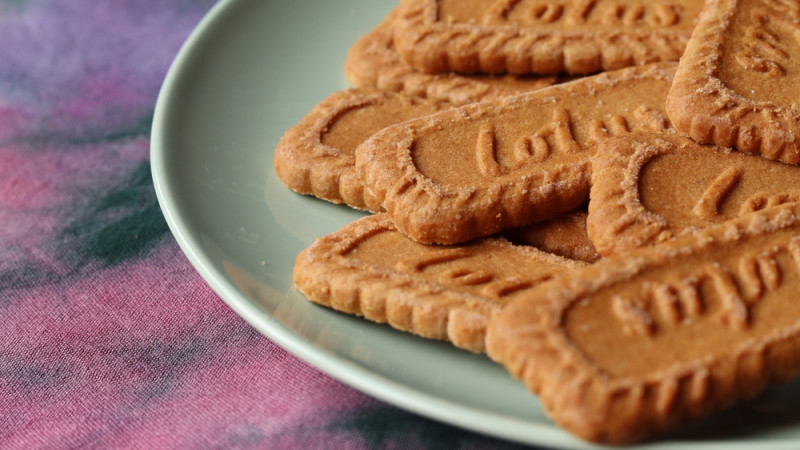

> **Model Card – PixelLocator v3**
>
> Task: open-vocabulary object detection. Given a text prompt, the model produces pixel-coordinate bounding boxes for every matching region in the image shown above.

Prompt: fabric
[0,1,531,448]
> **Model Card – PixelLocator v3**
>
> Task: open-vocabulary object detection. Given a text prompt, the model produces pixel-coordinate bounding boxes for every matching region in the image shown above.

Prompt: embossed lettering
[740,192,800,214]
[394,246,542,300]
[394,249,471,272]
[475,107,583,177]
[653,285,681,325]
[733,3,800,78]
[693,166,743,220]
[483,0,688,27]
[677,278,704,319]
[440,267,495,285]
[609,240,800,335]
[482,278,536,299]
[482,0,521,23]
[613,295,655,336]
[708,264,749,330]
[531,3,564,22]
[477,124,503,177]
[563,0,599,24]
[475,104,674,177]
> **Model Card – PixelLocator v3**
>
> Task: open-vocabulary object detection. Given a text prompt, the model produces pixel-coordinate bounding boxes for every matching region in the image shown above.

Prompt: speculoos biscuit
[274,87,448,211]
[504,209,600,263]
[345,8,564,105]
[293,213,585,353]
[488,201,800,444]
[393,0,701,75]
[356,62,676,245]
[588,133,800,256]
[667,0,800,165]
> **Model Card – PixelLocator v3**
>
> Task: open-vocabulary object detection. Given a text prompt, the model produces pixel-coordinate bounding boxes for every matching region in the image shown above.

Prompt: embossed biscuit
[393,0,701,75]
[293,213,585,353]
[274,88,448,211]
[356,63,676,245]
[504,209,600,263]
[588,133,800,256]
[345,8,564,105]
[487,202,800,444]
[666,0,800,165]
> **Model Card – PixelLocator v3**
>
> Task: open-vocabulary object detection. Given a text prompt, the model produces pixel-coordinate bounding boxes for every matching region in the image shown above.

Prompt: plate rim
[149,0,800,448]
[148,0,581,447]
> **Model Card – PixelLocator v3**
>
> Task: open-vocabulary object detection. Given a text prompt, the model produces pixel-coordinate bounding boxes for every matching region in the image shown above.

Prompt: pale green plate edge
[150,0,800,448]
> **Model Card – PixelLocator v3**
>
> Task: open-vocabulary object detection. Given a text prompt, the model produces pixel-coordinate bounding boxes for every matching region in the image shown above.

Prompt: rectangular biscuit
[666,0,800,164]
[274,88,448,211]
[488,201,800,444]
[345,8,564,105]
[588,133,800,256]
[293,213,585,353]
[393,0,701,75]
[356,63,676,244]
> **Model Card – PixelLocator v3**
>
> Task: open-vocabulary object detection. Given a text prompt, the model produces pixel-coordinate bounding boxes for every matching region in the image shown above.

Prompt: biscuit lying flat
[274,88,448,211]
[667,0,800,165]
[293,213,584,353]
[357,63,676,244]
[588,133,800,256]
[345,9,563,105]
[488,201,800,444]
[393,0,701,75]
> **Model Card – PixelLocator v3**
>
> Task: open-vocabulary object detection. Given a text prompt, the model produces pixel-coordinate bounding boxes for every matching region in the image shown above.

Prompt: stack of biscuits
[274,0,800,444]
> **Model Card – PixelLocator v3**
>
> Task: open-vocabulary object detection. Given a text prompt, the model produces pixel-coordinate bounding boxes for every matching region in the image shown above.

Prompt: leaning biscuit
[356,63,676,245]
[488,201,800,444]
[293,213,585,353]
[345,8,564,105]
[666,0,800,165]
[504,209,600,263]
[393,0,701,75]
[274,88,448,211]
[588,133,800,256]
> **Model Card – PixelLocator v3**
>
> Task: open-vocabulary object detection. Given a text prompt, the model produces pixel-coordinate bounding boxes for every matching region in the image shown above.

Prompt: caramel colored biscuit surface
[667,0,800,165]
[393,0,700,75]
[488,202,800,444]
[345,9,563,105]
[504,209,600,263]
[356,63,676,245]
[588,133,800,256]
[293,213,584,353]
[274,88,448,211]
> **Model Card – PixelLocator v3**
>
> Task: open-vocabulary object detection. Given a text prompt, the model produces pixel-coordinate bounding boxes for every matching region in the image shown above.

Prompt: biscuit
[666,0,800,165]
[487,201,800,444]
[356,63,676,245]
[393,0,701,75]
[293,213,585,353]
[274,88,448,211]
[504,209,600,263]
[588,133,800,256]
[345,9,564,105]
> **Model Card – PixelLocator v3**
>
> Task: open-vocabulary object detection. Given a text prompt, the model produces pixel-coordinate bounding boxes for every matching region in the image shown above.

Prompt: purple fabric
[0,1,526,448]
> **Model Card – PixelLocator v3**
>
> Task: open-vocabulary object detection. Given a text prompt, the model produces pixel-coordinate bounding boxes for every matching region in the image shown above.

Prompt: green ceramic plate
[151,0,800,448]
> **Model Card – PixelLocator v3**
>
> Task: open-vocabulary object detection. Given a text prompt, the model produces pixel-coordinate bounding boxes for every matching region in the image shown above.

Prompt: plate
[150,0,800,448]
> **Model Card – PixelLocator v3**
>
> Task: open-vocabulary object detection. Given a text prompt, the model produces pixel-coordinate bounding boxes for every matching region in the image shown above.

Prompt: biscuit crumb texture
[489,203,800,444]
[275,0,800,444]
[394,0,701,75]
[294,214,584,353]
[667,0,800,165]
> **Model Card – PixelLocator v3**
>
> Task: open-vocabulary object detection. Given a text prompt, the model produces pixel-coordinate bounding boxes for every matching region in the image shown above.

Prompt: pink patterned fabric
[0,1,525,448]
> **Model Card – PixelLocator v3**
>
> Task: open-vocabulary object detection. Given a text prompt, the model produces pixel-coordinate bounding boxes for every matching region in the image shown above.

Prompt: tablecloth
[0,1,532,448]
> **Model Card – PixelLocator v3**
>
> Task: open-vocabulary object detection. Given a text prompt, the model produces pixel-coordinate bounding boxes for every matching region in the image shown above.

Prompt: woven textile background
[0,1,528,448]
